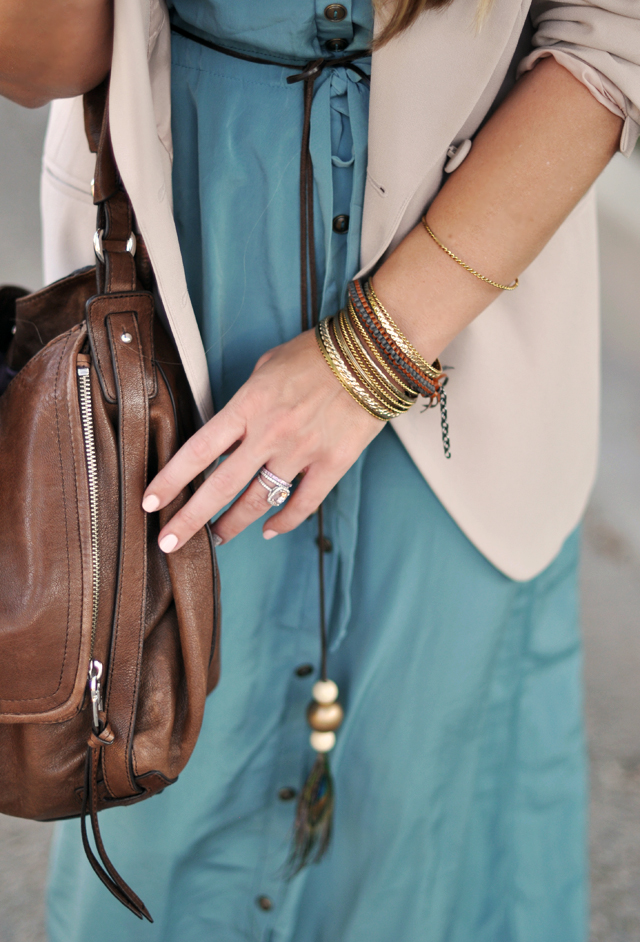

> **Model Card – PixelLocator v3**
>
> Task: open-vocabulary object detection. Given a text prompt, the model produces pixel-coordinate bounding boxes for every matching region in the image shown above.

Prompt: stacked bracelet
[348,281,444,403]
[316,279,451,458]
[316,317,400,420]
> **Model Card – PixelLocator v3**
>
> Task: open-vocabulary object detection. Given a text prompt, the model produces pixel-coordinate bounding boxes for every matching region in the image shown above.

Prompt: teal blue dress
[47,4,588,940]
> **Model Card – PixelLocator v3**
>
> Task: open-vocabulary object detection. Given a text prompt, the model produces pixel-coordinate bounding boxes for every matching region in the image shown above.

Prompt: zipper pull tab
[88,659,104,731]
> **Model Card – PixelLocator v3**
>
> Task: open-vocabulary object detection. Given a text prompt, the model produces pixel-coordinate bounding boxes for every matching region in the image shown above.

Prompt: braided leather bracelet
[345,302,419,397]
[366,281,443,379]
[348,285,442,400]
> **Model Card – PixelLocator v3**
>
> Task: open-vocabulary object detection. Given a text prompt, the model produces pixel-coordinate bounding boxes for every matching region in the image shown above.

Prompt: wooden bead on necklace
[306,678,343,753]
[307,700,344,732]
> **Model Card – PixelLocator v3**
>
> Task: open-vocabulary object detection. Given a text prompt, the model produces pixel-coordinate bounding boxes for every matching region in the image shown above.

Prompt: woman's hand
[142,330,383,551]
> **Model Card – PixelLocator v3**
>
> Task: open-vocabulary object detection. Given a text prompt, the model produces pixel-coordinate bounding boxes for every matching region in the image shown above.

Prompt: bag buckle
[93,229,137,264]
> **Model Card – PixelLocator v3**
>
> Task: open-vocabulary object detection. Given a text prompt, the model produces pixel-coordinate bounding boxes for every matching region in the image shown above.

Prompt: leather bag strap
[84,77,137,295]
[83,80,153,802]
[84,79,119,202]
[76,77,156,920]
[99,307,151,800]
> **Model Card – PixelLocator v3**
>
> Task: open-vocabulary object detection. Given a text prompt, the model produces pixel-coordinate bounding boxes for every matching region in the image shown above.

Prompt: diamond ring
[257,466,293,507]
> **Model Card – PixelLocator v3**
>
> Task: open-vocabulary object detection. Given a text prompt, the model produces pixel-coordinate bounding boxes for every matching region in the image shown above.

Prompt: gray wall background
[1,96,640,942]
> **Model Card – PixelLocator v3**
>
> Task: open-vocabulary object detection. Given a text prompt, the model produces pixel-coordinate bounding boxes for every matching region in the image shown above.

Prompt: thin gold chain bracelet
[422,218,519,291]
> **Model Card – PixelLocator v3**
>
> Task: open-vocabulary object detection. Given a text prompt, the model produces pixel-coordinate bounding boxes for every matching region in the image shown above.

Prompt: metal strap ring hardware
[257,466,293,507]
[93,229,137,264]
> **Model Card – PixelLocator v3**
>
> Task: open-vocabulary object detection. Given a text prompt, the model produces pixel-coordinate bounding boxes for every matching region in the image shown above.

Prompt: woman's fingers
[143,330,384,551]
[260,464,339,538]
[154,443,264,552]
[143,410,244,513]
[211,461,304,545]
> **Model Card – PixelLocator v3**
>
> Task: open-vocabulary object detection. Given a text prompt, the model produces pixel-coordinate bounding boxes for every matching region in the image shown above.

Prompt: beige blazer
[40,0,640,580]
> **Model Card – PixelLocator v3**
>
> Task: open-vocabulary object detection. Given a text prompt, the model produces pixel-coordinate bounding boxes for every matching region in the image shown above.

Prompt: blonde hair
[373,0,494,47]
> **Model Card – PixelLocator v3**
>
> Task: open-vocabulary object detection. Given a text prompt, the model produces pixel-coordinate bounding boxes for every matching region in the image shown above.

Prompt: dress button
[325,37,349,53]
[324,3,347,20]
[278,786,297,801]
[316,534,334,552]
[332,214,349,234]
[444,139,473,173]
[295,664,314,677]
[257,896,273,912]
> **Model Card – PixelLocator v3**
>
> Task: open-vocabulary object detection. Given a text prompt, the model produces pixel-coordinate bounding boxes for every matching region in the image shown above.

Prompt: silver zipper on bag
[77,362,104,728]
[88,658,104,730]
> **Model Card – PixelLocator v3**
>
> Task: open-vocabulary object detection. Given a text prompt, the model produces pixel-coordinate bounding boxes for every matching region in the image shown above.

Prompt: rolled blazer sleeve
[517,0,640,156]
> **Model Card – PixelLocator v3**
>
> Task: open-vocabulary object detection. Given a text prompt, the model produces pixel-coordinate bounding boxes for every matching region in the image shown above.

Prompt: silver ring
[257,466,292,507]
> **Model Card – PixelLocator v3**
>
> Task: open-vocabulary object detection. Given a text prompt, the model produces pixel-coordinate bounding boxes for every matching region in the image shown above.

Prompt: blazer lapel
[110,0,215,423]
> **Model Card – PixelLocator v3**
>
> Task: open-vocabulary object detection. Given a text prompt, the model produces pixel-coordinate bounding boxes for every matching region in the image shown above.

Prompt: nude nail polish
[159,533,178,553]
[142,494,160,512]
[212,533,223,547]
[263,529,278,540]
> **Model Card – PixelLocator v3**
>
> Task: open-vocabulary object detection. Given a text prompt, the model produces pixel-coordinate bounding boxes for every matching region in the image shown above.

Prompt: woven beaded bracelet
[348,281,442,394]
[354,279,445,388]
[348,287,441,400]
[344,302,420,398]
[346,279,452,459]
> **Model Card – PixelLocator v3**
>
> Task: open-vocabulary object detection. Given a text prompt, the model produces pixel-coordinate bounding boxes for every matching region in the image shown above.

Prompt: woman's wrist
[315,279,448,441]
[371,219,502,366]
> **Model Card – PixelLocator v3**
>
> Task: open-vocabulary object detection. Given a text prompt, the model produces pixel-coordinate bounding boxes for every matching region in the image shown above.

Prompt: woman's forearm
[374,56,623,362]
[0,0,113,107]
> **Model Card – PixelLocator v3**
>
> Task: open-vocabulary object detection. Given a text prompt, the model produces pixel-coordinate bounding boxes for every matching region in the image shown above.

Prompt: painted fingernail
[263,529,278,540]
[211,533,223,547]
[159,533,179,554]
[142,494,160,513]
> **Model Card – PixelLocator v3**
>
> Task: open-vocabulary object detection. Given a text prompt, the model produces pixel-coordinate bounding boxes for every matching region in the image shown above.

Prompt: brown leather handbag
[0,80,220,922]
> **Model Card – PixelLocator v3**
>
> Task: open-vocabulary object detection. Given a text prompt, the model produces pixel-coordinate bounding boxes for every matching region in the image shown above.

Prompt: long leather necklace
[170,22,371,871]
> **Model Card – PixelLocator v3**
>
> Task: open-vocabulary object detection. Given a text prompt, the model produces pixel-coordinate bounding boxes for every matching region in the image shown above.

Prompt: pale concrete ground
[584,155,640,942]
[1,96,640,941]
[0,98,53,942]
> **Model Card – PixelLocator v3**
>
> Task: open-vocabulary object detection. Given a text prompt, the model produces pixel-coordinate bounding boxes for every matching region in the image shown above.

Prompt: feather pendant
[288,751,335,876]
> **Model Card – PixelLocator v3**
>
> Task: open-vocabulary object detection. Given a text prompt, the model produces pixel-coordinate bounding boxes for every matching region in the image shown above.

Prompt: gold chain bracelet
[340,308,418,406]
[336,311,415,411]
[316,319,396,421]
[422,218,519,291]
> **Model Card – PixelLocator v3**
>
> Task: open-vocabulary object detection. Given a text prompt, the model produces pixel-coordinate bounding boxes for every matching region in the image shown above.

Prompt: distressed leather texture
[0,80,220,843]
